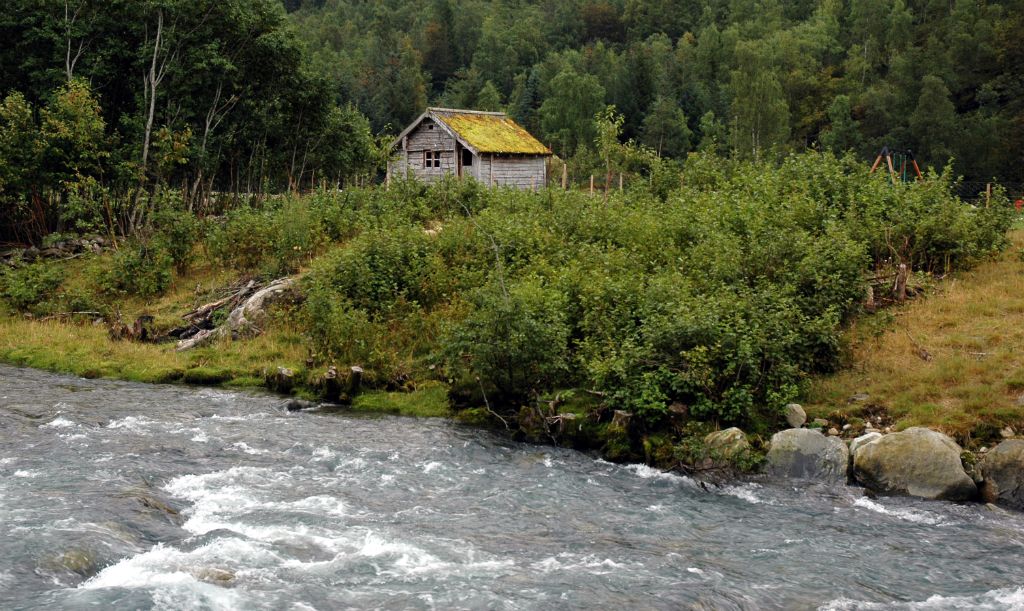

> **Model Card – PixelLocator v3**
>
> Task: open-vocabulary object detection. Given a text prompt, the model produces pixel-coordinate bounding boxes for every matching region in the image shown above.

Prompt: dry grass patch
[806,229,1024,444]
[0,315,310,389]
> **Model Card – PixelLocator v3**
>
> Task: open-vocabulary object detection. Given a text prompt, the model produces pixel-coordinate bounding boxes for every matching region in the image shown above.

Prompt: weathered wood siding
[487,155,546,189]
[476,154,491,184]
[389,119,457,183]
[388,117,548,189]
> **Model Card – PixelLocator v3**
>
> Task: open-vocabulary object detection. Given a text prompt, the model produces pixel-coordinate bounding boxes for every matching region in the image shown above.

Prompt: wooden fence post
[589,174,594,195]
[561,163,568,190]
[619,173,623,191]
[894,263,908,302]
[986,183,992,208]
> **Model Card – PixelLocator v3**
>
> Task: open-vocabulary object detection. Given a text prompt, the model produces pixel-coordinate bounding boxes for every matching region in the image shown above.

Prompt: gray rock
[611,410,633,428]
[40,548,97,576]
[1000,426,1015,439]
[189,566,235,584]
[849,432,882,457]
[284,398,317,412]
[980,440,1024,510]
[704,427,750,459]
[765,428,849,484]
[811,418,829,428]
[853,427,976,501]
[783,403,807,428]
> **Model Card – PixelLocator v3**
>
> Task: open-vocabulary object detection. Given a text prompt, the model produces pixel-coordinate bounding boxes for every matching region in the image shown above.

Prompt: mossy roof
[428,108,551,155]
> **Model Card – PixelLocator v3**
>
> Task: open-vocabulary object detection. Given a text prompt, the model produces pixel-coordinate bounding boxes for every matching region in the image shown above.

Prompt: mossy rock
[600,423,638,462]
[643,434,676,468]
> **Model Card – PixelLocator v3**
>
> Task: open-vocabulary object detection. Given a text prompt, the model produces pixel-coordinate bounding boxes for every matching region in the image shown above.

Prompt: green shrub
[207,199,327,276]
[442,276,570,401]
[287,151,1012,432]
[0,260,65,311]
[152,207,201,273]
[104,240,172,297]
[305,225,444,317]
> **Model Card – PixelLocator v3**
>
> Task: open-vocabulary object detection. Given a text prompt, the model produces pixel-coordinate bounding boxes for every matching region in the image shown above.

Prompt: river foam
[820,586,1024,610]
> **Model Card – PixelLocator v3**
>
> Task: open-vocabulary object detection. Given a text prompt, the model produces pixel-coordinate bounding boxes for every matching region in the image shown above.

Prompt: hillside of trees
[1,0,1021,244]
[289,0,1023,184]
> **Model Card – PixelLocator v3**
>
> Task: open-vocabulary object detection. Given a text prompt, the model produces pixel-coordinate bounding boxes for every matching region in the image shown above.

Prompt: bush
[104,240,172,297]
[290,151,1012,432]
[442,277,570,401]
[152,207,201,273]
[207,207,279,272]
[0,260,64,311]
[208,199,327,276]
[305,225,444,317]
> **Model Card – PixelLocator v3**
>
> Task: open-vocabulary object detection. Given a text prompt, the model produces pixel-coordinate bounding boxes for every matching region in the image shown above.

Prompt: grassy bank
[0,315,450,417]
[805,228,1024,443]
[0,152,1015,468]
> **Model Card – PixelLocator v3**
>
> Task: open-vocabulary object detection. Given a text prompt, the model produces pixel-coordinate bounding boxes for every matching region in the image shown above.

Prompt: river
[1,364,1023,610]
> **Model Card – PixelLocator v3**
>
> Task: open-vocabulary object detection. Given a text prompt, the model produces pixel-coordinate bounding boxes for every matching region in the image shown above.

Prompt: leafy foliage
[289,152,1010,428]
[0,261,65,312]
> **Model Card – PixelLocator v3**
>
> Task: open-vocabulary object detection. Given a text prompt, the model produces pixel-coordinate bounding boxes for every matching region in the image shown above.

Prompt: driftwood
[40,310,102,322]
[175,277,295,351]
[181,279,257,325]
[109,309,156,342]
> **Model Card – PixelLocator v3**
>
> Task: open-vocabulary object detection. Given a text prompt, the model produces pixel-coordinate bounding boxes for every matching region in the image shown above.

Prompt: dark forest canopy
[289,0,1023,183]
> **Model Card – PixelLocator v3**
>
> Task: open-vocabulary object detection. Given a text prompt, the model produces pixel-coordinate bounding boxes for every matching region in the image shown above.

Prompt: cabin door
[458,146,474,179]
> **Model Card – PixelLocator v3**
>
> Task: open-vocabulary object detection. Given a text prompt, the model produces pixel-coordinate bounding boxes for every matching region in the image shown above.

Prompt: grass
[0,315,310,386]
[0,314,455,418]
[350,381,451,417]
[805,228,1024,445]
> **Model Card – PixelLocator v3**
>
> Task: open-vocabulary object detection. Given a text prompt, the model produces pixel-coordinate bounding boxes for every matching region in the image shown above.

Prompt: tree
[909,75,957,167]
[641,97,692,158]
[819,94,861,154]
[422,0,457,95]
[539,67,605,156]
[476,81,503,112]
[594,105,624,197]
[729,42,790,160]
[697,111,727,154]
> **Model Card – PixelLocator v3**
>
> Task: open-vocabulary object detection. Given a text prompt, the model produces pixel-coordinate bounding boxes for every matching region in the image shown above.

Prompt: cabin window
[424,150,441,168]
[427,123,434,130]
[461,148,473,167]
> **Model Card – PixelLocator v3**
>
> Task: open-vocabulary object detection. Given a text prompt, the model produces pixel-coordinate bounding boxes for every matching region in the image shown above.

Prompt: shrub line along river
[2,364,1023,610]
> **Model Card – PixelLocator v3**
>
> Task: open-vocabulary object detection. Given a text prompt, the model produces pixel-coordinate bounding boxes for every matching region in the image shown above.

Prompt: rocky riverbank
[755,403,1024,512]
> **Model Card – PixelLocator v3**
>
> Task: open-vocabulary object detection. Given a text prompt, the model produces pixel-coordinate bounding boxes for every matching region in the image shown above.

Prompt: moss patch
[350,382,451,418]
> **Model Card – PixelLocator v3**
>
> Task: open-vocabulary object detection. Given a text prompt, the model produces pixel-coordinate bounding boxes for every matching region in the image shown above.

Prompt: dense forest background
[288,0,1024,185]
[1,0,1022,242]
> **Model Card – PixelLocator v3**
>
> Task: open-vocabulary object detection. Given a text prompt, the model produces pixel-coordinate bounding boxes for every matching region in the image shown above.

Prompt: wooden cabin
[387,108,552,189]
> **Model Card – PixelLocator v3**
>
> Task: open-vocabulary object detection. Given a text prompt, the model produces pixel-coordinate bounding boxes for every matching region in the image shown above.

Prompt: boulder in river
[765,428,849,484]
[39,548,98,577]
[783,403,806,428]
[704,427,750,459]
[980,440,1024,510]
[852,427,976,501]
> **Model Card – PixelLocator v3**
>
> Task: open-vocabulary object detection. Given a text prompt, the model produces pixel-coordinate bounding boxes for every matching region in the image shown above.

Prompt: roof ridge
[428,107,507,117]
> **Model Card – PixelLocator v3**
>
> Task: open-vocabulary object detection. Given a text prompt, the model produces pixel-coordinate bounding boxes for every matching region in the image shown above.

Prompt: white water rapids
[2,365,1024,610]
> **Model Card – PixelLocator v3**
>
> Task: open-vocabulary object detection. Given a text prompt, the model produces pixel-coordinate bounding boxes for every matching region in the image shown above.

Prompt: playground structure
[869,146,924,183]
